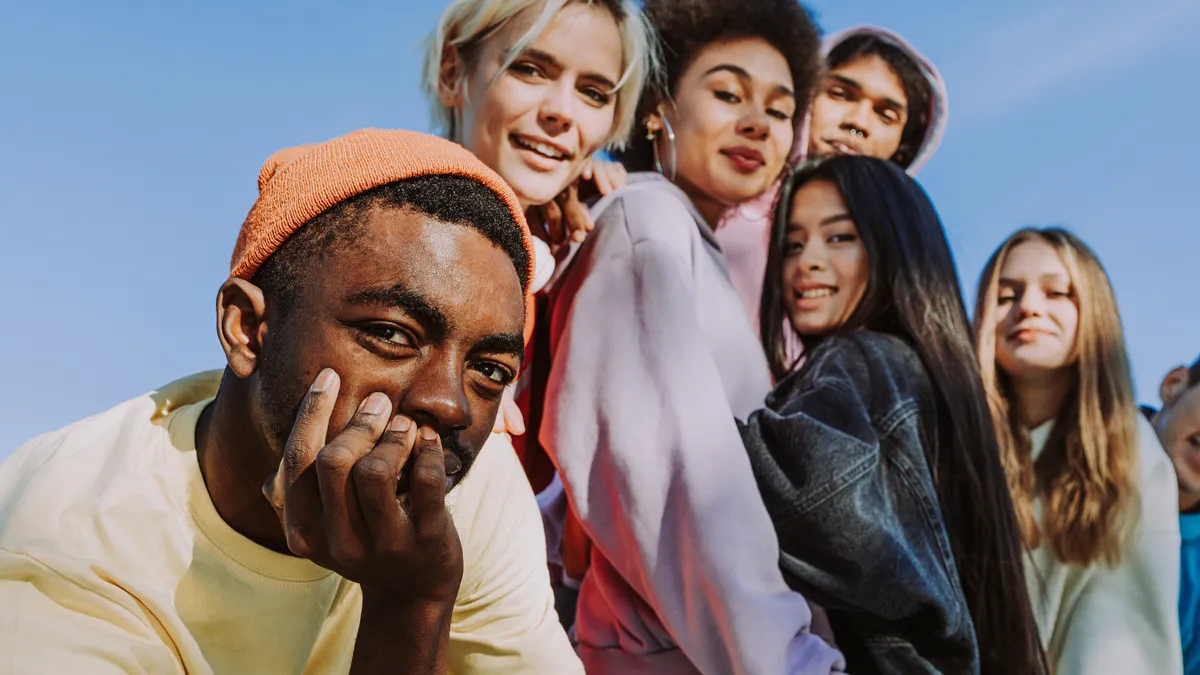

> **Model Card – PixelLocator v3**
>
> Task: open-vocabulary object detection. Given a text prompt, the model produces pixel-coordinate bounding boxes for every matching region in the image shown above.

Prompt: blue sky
[1,0,1197,456]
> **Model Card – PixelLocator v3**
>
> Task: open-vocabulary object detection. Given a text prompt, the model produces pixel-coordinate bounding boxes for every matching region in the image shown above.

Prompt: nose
[841,100,873,137]
[737,108,770,141]
[1016,289,1047,318]
[396,355,472,433]
[798,240,827,271]
[538,82,575,137]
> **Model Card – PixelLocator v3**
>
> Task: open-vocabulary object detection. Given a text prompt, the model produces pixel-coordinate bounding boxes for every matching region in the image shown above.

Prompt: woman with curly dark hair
[534,0,846,672]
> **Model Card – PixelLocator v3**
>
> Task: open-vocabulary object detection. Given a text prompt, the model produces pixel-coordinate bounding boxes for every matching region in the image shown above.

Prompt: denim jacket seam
[879,426,969,624]
[776,381,908,520]
[876,398,918,437]
[775,451,878,521]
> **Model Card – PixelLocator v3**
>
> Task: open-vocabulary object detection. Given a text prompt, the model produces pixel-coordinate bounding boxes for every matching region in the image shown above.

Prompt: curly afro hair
[612,0,822,172]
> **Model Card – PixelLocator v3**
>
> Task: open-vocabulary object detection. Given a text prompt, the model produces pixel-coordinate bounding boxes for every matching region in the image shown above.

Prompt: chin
[1002,357,1068,382]
[788,317,831,336]
[502,172,566,207]
[713,178,775,205]
[1017,351,1071,372]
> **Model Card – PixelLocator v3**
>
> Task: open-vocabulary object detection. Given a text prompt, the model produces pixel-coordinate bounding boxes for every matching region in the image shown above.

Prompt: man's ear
[216,278,269,379]
[437,43,466,108]
[1161,365,1191,408]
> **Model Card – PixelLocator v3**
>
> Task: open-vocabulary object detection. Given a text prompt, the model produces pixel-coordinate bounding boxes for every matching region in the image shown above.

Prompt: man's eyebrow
[472,332,526,365]
[345,284,449,335]
[828,73,861,90]
[830,73,906,113]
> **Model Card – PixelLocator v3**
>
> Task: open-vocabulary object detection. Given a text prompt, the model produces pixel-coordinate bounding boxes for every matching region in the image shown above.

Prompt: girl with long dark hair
[743,155,1047,675]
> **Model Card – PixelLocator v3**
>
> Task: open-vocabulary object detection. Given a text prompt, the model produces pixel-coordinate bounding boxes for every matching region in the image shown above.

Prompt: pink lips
[722,146,765,172]
[1008,326,1055,343]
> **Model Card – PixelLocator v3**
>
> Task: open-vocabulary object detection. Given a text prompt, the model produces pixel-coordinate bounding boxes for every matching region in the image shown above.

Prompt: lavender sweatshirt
[539,173,845,674]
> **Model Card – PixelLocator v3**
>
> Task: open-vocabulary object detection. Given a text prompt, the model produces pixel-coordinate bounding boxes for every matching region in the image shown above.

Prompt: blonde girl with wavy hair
[423,0,655,247]
[421,0,657,441]
[974,227,1182,675]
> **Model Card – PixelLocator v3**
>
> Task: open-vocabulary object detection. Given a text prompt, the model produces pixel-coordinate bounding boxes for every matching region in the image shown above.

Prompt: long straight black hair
[760,155,1048,675]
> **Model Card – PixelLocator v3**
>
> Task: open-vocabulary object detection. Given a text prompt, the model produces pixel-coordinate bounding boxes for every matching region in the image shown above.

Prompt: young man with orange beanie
[0,129,582,673]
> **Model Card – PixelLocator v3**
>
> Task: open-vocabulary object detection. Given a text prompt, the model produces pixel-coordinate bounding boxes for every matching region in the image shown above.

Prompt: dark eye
[828,233,857,244]
[364,324,414,347]
[715,90,740,104]
[767,108,791,121]
[1047,289,1073,299]
[997,294,1016,305]
[826,86,850,100]
[472,361,514,385]
[784,240,804,255]
[1189,434,1200,450]
[510,62,544,79]
[582,87,611,105]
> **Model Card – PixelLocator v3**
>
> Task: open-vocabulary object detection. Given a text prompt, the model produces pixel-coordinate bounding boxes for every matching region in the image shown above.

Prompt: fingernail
[311,369,336,392]
[419,426,438,441]
[388,415,411,433]
[361,393,388,416]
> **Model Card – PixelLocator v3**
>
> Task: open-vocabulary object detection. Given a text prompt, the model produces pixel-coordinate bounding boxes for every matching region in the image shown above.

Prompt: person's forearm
[351,593,455,675]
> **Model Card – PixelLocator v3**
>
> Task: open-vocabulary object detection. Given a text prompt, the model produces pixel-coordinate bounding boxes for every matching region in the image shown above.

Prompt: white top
[1025,413,1183,675]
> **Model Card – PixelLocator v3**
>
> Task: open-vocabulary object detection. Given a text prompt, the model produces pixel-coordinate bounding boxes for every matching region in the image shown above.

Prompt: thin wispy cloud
[946,0,1200,127]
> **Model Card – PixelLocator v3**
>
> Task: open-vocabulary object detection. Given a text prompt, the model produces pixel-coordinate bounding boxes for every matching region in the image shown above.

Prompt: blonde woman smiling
[422,0,656,439]
[974,228,1183,675]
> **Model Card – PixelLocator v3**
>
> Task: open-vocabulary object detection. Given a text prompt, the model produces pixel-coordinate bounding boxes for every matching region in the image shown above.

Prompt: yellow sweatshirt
[0,371,582,674]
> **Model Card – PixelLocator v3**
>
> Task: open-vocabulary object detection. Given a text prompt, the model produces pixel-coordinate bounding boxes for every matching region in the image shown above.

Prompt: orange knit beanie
[229,128,535,294]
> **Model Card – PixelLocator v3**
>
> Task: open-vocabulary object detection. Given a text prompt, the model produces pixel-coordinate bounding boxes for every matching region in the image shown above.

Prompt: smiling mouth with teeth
[511,134,570,161]
[798,287,836,298]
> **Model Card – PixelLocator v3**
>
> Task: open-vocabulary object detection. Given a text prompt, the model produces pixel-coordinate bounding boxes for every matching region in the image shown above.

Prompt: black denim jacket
[739,330,979,675]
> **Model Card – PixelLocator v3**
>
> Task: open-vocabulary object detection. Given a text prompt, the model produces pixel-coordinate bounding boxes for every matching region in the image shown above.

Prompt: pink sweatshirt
[540,174,845,674]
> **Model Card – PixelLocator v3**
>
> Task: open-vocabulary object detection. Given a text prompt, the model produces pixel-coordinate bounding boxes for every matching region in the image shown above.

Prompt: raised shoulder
[804,332,927,391]
[1134,413,1182,535]
[0,392,197,570]
[1135,413,1175,480]
[590,173,704,261]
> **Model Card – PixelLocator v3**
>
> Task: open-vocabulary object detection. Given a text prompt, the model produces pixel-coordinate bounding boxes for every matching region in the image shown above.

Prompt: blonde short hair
[422,0,657,150]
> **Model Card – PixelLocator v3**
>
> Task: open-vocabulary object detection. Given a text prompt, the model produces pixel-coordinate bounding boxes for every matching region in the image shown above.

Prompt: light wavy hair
[421,0,657,150]
[974,227,1138,567]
